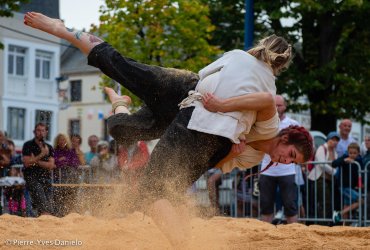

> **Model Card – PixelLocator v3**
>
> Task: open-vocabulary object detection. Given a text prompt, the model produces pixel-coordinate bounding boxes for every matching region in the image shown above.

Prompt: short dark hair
[34,122,48,131]
[348,142,360,153]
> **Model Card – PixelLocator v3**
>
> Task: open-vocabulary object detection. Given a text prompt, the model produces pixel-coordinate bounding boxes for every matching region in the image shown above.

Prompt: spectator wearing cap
[90,141,119,183]
[307,131,340,219]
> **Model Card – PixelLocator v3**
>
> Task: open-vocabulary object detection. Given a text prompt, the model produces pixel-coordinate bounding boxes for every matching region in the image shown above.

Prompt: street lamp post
[244,0,254,50]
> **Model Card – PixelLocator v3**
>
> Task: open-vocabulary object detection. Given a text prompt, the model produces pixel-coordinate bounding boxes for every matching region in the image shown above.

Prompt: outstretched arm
[202,92,276,121]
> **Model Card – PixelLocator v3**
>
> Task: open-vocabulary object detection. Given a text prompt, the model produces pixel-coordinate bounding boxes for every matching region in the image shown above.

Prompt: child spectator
[7,140,22,166]
[332,142,363,223]
[6,166,26,216]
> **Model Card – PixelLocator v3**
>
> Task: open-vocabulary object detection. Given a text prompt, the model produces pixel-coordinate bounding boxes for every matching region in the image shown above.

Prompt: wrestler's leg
[24,12,198,115]
[87,43,198,118]
[25,12,198,144]
[104,87,175,147]
[138,107,232,202]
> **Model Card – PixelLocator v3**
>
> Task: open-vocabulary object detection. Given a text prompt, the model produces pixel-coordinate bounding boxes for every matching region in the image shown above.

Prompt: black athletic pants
[88,43,232,202]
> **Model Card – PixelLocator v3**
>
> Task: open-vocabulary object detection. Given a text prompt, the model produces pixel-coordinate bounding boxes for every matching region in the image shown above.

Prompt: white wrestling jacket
[179,49,280,173]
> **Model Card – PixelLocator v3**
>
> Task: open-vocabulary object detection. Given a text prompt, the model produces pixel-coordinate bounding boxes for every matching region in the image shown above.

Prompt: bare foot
[24,12,66,37]
[104,87,132,105]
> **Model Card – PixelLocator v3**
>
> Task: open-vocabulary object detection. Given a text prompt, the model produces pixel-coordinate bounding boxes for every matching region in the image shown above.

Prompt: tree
[205,0,370,133]
[0,0,29,49]
[252,0,370,133]
[95,0,222,106]
[203,0,245,51]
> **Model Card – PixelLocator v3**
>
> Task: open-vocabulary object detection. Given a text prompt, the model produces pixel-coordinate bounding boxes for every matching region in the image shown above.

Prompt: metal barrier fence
[1,161,369,225]
[364,161,370,226]
[193,161,370,226]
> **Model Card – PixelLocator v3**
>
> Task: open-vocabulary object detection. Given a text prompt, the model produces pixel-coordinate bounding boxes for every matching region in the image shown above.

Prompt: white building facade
[0,12,60,148]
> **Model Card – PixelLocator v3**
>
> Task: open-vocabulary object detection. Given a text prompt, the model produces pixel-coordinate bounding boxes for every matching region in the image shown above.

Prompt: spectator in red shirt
[117,141,149,190]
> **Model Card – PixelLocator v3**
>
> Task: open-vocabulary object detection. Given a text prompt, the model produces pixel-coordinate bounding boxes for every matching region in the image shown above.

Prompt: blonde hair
[53,133,72,150]
[247,34,292,76]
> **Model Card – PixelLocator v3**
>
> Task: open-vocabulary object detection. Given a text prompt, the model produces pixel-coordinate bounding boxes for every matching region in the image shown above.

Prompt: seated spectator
[117,140,149,190]
[90,141,119,183]
[332,142,363,223]
[307,131,339,219]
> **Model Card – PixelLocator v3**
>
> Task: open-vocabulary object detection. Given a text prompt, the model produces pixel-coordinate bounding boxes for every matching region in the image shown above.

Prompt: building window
[35,50,52,80]
[70,80,82,102]
[69,119,81,136]
[7,107,26,140]
[8,45,27,76]
[35,110,53,141]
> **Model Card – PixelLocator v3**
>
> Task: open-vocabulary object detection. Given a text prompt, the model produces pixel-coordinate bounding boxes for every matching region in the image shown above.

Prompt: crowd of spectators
[0,124,149,217]
[1,115,369,226]
[205,103,370,226]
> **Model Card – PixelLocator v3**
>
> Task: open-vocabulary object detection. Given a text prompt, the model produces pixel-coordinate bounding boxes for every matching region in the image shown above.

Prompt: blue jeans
[342,187,360,205]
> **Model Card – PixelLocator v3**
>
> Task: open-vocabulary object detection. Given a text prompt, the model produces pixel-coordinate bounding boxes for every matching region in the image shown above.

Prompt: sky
[59,0,103,30]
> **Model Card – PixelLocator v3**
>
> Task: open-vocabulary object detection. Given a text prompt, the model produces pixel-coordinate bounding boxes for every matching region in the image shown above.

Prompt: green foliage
[0,0,29,49]
[0,0,28,17]
[202,0,245,51]
[95,0,222,106]
[252,0,370,131]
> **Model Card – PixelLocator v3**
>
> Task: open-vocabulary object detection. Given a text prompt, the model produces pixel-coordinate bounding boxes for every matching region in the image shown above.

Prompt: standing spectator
[84,135,99,165]
[259,95,300,224]
[362,136,370,220]
[53,133,80,217]
[90,141,119,183]
[22,123,55,216]
[53,133,80,183]
[307,131,339,219]
[362,136,370,165]
[0,131,10,177]
[332,143,363,223]
[118,140,150,190]
[71,134,86,166]
[7,140,22,166]
[336,119,356,157]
